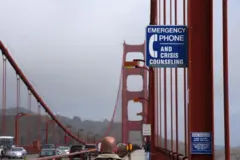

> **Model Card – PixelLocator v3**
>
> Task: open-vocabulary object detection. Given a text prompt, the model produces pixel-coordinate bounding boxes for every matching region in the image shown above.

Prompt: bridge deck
[124,150,145,160]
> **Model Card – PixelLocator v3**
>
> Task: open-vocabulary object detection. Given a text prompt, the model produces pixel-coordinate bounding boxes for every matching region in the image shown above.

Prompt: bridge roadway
[5,150,145,160]
[1,154,69,160]
[2,154,39,160]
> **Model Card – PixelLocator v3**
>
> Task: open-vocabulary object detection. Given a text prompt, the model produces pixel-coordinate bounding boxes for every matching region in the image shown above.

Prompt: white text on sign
[149,46,183,65]
[148,27,186,42]
[148,27,187,34]
[147,26,187,66]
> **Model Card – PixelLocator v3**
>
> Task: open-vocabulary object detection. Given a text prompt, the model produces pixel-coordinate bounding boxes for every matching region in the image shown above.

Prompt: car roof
[57,146,69,147]
[71,144,84,147]
[0,136,14,139]
[43,144,55,146]
[11,147,23,150]
[41,148,55,151]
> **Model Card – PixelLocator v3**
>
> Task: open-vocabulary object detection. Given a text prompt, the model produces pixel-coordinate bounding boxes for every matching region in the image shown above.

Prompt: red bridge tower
[122,42,148,143]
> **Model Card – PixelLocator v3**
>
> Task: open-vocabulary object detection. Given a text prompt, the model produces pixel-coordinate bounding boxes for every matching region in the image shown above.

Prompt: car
[41,144,56,149]
[69,144,88,160]
[85,144,98,156]
[5,147,27,159]
[56,146,70,154]
[39,148,62,158]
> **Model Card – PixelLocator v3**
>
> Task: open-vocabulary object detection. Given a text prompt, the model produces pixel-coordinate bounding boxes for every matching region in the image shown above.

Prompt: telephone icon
[148,34,158,58]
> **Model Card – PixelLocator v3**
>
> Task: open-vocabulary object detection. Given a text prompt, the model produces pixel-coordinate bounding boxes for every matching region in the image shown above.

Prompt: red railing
[36,149,97,160]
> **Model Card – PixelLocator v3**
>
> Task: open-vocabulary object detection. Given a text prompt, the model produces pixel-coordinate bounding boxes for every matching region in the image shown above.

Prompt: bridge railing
[36,149,97,160]
[156,147,188,160]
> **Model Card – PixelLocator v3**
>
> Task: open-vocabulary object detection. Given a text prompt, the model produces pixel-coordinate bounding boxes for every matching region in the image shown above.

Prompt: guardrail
[156,147,188,160]
[36,149,97,160]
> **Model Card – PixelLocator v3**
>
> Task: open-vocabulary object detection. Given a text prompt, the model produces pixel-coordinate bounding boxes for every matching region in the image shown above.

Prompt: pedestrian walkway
[123,150,145,160]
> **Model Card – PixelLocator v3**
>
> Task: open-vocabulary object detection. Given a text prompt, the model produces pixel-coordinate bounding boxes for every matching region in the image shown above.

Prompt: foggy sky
[0,0,240,146]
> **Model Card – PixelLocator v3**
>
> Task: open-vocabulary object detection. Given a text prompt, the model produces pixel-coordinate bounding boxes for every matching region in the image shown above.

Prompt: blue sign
[145,25,188,68]
[191,132,212,154]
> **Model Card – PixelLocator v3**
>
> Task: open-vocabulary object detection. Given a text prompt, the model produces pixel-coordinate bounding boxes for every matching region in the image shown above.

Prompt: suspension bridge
[0,0,232,159]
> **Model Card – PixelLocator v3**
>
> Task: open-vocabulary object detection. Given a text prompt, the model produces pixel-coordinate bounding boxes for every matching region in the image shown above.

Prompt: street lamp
[15,113,31,145]
[78,129,83,139]
[94,134,99,144]
[86,132,92,143]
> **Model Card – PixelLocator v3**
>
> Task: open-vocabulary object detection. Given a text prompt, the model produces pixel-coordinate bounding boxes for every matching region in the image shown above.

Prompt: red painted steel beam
[128,121,142,130]
[124,42,145,53]
[222,0,230,159]
[188,0,214,159]
[149,67,157,159]
[148,0,163,160]
[0,41,86,144]
[124,61,139,68]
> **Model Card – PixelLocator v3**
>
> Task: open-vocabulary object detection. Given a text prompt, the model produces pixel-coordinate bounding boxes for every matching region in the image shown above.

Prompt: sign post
[145,25,188,68]
[142,124,151,136]
[190,132,212,154]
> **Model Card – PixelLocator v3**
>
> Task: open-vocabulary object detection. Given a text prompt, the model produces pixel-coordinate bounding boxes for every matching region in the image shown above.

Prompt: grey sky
[0,0,239,146]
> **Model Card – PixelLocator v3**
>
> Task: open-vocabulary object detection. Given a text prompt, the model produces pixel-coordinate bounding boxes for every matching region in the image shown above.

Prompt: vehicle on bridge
[0,136,15,157]
[0,136,15,148]
[85,144,98,156]
[5,147,27,159]
[56,146,70,154]
[69,144,88,160]
[41,144,56,149]
[38,148,62,158]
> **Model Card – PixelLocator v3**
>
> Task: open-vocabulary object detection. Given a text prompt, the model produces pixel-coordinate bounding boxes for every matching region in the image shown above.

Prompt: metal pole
[45,122,48,144]
[183,0,188,156]
[174,0,179,153]
[64,133,67,144]
[222,0,230,159]
[188,0,214,159]
[149,67,156,159]
[150,0,158,25]
[15,116,19,145]
[1,57,6,136]
[149,0,157,159]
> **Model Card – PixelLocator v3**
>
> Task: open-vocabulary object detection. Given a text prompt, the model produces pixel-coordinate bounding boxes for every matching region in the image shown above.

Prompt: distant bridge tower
[122,42,148,144]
